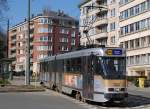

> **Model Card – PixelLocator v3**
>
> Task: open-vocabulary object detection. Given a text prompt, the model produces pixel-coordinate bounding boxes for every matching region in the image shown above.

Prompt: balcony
[11,46,16,50]
[96,0,107,6]
[11,39,16,43]
[91,32,108,40]
[10,53,16,58]
[93,18,108,27]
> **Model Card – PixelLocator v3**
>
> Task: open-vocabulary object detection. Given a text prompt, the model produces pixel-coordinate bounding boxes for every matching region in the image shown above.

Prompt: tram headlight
[120,88,126,91]
[108,88,126,92]
[114,88,120,92]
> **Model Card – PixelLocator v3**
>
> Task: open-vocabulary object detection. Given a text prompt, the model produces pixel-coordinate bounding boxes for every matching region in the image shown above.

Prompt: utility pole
[7,19,9,58]
[25,0,30,85]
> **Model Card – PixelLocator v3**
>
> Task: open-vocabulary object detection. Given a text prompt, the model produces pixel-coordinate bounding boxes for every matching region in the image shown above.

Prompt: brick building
[8,10,79,73]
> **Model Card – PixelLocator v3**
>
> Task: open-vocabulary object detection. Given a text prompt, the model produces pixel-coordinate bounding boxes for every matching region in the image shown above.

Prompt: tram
[37,47,128,102]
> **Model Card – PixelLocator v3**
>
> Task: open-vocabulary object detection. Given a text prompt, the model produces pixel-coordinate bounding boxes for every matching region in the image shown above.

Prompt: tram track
[45,88,150,109]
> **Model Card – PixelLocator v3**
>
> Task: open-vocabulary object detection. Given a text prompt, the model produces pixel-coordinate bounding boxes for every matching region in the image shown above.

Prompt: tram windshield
[98,57,126,78]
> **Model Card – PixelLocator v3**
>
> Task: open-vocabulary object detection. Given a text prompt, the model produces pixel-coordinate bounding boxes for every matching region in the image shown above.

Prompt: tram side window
[43,62,46,72]
[40,63,42,72]
[94,57,104,76]
[56,60,64,72]
[64,58,81,72]
[45,62,49,72]
[52,60,55,72]
[64,59,70,72]
[47,61,51,73]
[49,61,55,73]
[41,62,45,72]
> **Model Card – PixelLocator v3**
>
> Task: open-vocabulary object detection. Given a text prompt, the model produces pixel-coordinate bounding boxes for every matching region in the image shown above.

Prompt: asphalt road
[0,91,86,109]
[0,90,150,109]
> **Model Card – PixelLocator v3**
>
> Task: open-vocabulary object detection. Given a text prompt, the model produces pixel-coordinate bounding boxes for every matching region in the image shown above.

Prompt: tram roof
[38,47,125,62]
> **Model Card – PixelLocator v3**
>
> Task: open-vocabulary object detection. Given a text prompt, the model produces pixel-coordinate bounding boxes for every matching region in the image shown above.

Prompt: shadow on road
[86,94,150,108]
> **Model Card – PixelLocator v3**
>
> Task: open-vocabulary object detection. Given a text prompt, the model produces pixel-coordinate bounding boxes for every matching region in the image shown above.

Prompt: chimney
[31,14,34,18]
[57,9,61,16]
[61,10,64,16]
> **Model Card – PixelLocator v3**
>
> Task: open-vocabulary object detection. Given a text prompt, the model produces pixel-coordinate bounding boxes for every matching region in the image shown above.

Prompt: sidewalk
[128,82,150,98]
[10,76,25,86]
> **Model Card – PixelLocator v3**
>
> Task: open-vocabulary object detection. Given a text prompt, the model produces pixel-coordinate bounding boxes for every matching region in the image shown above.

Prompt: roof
[39,47,126,62]
[9,10,78,30]
[78,0,91,7]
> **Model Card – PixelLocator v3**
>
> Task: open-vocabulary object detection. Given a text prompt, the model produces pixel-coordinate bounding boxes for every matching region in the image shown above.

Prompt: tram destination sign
[106,49,122,55]
[112,49,122,55]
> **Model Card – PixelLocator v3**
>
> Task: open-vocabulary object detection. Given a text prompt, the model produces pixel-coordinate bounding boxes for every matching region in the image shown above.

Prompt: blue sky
[6,0,81,27]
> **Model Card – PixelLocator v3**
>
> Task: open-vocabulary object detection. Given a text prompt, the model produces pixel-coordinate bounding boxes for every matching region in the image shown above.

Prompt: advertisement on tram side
[63,73,82,89]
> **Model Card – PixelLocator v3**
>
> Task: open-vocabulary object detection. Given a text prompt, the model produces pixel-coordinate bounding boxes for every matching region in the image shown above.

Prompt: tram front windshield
[98,57,126,78]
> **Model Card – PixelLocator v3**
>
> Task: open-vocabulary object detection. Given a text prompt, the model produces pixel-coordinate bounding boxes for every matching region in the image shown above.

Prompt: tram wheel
[81,96,86,102]
[75,92,81,100]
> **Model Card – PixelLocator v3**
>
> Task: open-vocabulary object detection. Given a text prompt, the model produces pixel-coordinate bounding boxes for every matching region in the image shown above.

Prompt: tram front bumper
[104,93,128,101]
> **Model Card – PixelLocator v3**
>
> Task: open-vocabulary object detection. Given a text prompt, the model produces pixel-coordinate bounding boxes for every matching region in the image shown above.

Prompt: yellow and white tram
[37,47,128,102]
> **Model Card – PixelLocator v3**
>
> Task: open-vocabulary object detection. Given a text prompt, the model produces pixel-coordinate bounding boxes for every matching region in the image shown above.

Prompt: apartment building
[119,0,150,79]
[8,10,79,73]
[79,0,120,47]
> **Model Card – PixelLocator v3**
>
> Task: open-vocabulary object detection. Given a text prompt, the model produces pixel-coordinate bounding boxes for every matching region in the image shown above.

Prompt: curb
[0,87,45,93]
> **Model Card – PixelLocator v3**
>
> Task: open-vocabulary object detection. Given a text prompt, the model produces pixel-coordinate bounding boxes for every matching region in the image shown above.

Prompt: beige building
[79,0,120,47]
[79,0,150,79]
[119,0,150,79]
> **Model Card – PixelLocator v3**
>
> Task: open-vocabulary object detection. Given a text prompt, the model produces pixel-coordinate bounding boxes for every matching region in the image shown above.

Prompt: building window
[141,2,146,12]
[135,55,140,64]
[37,54,48,59]
[135,5,140,15]
[60,37,68,43]
[130,56,134,65]
[39,18,52,24]
[125,41,128,49]
[148,53,150,64]
[111,8,115,17]
[148,36,150,45]
[129,7,134,16]
[124,10,128,19]
[36,45,49,51]
[141,54,147,64]
[71,31,76,37]
[39,36,48,42]
[130,23,134,33]
[120,27,124,35]
[110,0,116,4]
[135,39,140,48]
[140,19,146,29]
[120,0,129,5]
[120,1,148,20]
[110,22,116,31]
[130,40,134,49]
[71,38,75,45]
[124,25,128,34]
[141,37,146,47]
[135,22,140,31]
[38,27,52,33]
[110,36,115,44]
[148,0,150,8]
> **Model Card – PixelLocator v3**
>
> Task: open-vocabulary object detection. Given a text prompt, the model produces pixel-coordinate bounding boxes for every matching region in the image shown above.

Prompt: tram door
[82,56,94,100]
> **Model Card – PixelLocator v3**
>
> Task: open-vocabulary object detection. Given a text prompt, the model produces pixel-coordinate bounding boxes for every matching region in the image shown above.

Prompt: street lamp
[25,0,31,85]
